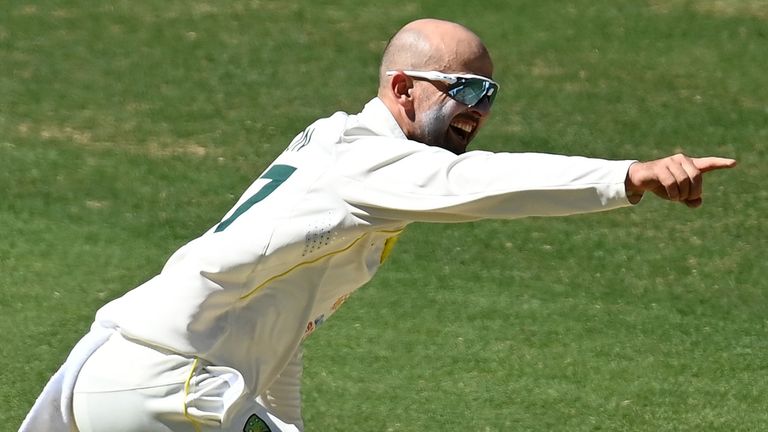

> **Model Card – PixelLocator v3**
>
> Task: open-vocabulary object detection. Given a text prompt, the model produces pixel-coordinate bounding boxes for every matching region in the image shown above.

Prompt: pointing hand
[625,154,737,207]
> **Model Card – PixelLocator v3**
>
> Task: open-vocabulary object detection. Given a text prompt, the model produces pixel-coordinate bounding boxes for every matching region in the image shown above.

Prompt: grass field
[1,0,766,430]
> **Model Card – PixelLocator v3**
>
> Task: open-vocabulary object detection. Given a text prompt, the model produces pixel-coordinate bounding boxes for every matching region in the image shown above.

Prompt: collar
[356,97,408,141]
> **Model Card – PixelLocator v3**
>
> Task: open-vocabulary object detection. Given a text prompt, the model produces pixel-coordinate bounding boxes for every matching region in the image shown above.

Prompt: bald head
[377,19,496,154]
[378,19,493,92]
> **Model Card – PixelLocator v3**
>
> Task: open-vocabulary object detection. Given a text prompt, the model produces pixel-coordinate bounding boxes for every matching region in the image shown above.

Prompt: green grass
[1,0,765,430]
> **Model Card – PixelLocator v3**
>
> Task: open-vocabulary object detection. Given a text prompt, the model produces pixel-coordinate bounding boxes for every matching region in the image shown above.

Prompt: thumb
[693,157,737,173]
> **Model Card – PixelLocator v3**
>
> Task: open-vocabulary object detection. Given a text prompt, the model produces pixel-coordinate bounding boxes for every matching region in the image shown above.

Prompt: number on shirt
[215,164,297,232]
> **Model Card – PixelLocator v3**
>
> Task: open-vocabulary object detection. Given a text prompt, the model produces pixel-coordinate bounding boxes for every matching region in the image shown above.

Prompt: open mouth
[449,117,478,142]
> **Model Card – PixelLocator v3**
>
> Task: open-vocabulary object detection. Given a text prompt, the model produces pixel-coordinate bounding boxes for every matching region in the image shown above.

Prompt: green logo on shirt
[243,413,272,432]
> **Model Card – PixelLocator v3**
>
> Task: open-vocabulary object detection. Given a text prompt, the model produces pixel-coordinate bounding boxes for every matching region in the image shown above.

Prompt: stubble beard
[415,103,463,154]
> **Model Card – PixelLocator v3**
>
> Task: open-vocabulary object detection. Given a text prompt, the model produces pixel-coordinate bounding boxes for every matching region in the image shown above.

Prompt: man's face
[408,75,493,155]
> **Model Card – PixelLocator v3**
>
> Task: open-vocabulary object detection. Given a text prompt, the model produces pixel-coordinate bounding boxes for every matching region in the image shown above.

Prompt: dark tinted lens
[447,79,485,106]
[448,79,497,107]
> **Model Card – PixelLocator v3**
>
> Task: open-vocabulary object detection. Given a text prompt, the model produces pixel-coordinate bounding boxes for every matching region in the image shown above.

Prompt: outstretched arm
[625,154,737,207]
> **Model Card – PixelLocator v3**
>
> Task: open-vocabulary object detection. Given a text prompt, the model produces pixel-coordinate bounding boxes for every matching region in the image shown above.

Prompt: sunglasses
[386,70,499,108]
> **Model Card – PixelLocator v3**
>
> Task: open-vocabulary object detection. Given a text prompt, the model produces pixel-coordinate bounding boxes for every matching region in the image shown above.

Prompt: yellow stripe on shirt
[239,228,404,301]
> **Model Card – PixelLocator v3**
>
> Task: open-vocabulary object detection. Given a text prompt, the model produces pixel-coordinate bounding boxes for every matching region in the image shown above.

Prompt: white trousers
[72,332,299,432]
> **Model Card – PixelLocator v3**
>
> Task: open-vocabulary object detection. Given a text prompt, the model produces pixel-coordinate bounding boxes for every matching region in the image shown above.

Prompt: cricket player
[21,18,736,432]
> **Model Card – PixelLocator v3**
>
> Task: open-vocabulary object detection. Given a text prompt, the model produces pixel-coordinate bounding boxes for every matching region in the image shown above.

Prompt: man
[21,18,735,432]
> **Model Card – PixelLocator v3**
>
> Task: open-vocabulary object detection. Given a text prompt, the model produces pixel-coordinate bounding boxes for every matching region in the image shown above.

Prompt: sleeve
[257,347,305,431]
[334,142,636,223]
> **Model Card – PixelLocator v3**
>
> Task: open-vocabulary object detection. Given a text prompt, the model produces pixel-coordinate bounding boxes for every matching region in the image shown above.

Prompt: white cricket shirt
[94,97,635,397]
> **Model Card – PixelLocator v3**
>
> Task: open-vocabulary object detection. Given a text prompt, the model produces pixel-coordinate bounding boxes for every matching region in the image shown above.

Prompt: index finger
[692,157,738,173]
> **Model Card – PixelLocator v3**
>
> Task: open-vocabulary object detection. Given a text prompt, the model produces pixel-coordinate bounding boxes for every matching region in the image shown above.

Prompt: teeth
[451,119,475,134]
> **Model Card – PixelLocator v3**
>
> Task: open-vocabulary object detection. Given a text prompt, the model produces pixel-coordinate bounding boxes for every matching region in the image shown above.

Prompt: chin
[436,143,467,155]
[449,145,467,155]
[444,133,470,154]
[413,127,468,154]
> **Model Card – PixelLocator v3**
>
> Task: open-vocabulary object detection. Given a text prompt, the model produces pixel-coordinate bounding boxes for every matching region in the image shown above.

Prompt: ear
[389,71,414,109]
